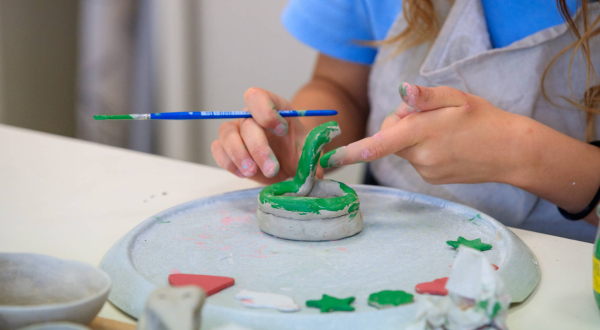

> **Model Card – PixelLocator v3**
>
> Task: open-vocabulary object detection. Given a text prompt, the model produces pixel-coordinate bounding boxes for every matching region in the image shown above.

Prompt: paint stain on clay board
[220,217,234,226]
[236,290,300,312]
[143,192,168,203]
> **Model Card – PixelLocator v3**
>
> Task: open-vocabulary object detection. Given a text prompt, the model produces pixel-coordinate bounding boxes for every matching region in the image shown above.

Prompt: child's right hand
[211,87,311,184]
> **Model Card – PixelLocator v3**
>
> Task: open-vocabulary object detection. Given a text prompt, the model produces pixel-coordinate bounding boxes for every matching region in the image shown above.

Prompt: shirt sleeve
[281,0,377,65]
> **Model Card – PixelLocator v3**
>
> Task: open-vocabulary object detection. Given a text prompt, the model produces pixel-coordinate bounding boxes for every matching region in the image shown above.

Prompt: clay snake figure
[257,121,363,241]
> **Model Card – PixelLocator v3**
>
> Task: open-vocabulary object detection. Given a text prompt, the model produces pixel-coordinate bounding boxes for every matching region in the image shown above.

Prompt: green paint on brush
[259,121,360,214]
[296,110,308,116]
[94,114,134,120]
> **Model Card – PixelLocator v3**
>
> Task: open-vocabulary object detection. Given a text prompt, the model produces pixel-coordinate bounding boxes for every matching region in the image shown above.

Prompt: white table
[1,123,599,329]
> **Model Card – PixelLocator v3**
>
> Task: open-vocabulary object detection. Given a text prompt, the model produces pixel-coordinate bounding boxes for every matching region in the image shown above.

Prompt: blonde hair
[379,0,600,141]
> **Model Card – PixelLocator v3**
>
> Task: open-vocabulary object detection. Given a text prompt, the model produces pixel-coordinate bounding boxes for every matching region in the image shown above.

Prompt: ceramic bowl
[0,253,111,330]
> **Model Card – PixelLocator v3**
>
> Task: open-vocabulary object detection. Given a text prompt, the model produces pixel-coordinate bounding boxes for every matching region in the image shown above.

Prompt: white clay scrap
[235,290,300,312]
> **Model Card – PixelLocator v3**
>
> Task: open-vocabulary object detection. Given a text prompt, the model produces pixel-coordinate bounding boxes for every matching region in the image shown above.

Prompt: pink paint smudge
[220,217,234,226]
[220,246,231,251]
[374,132,384,142]
[361,149,373,160]
[256,245,267,254]
[169,268,181,274]
[173,237,195,241]
[194,242,206,246]
[199,234,211,239]
[219,210,229,215]
[335,248,348,252]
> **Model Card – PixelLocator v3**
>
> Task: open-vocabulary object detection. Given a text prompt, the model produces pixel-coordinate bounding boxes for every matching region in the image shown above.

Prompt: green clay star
[368,290,413,309]
[306,294,355,313]
[446,236,492,251]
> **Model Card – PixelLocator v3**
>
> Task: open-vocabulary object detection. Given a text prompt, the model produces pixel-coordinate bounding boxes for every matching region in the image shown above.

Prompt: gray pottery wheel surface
[100,185,540,330]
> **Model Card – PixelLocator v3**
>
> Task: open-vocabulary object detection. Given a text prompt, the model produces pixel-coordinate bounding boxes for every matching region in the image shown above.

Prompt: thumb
[320,122,418,168]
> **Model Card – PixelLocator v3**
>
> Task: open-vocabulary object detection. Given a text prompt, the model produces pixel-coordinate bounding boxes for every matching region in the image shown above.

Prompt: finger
[399,82,467,111]
[218,121,258,177]
[244,87,291,136]
[211,140,245,178]
[316,165,324,179]
[381,102,417,131]
[240,118,280,178]
[320,120,419,168]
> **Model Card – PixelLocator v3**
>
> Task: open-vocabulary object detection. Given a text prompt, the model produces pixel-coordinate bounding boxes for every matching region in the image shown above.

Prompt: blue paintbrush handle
[149,110,337,120]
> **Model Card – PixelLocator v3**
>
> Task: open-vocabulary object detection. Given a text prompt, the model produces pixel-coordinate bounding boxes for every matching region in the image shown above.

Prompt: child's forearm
[508,115,600,226]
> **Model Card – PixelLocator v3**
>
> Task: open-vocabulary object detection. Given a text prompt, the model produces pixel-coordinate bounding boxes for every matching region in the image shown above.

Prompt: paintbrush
[93,110,338,120]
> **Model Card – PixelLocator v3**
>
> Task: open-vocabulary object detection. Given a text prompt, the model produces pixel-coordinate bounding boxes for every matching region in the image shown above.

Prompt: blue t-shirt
[282,0,578,65]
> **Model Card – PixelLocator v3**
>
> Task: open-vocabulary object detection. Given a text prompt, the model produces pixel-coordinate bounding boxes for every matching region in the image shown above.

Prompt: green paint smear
[368,290,413,309]
[446,236,492,251]
[94,114,134,120]
[320,146,346,169]
[477,300,503,318]
[259,121,360,214]
[296,110,308,116]
[398,83,409,99]
[319,150,335,168]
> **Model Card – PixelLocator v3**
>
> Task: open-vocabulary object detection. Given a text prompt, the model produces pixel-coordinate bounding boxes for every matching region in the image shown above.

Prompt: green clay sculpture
[257,121,362,241]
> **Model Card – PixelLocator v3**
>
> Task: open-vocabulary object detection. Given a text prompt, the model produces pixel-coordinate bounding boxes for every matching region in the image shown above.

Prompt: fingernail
[320,147,347,168]
[399,82,419,108]
[269,102,289,136]
[240,159,256,176]
[273,123,288,136]
[235,169,245,178]
[263,159,280,178]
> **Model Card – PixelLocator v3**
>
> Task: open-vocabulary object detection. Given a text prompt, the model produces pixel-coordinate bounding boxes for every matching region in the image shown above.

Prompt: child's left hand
[320,82,533,185]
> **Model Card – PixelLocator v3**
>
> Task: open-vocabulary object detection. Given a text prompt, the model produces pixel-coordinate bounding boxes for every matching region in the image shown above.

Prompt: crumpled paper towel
[406,246,511,330]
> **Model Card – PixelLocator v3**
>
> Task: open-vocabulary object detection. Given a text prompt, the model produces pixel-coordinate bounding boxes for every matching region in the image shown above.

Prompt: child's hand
[320,82,529,185]
[211,88,314,184]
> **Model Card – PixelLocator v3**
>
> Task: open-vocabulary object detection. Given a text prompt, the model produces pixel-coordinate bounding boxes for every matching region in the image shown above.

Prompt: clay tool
[93,110,338,120]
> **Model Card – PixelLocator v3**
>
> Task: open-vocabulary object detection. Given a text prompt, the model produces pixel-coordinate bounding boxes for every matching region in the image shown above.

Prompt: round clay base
[257,209,362,241]
[257,179,363,241]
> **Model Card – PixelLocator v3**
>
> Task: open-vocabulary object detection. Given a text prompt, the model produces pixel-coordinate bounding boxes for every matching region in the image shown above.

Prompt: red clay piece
[168,274,234,296]
[415,277,449,296]
[492,264,499,270]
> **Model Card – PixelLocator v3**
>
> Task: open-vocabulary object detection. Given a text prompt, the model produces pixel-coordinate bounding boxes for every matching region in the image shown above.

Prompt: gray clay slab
[100,185,540,330]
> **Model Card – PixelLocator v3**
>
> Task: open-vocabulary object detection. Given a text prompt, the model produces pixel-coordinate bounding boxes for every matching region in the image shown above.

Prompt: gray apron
[367,0,600,242]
